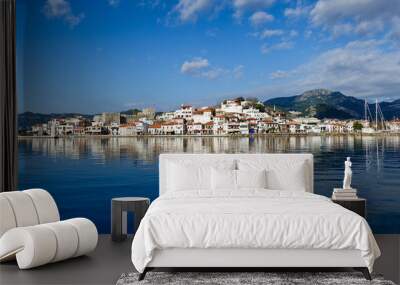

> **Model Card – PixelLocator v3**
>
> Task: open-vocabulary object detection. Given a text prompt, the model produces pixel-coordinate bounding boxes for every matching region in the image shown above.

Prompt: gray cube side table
[111,197,150,242]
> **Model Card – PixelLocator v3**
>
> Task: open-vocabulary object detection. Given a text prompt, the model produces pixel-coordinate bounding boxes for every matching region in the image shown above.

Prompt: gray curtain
[0,0,17,192]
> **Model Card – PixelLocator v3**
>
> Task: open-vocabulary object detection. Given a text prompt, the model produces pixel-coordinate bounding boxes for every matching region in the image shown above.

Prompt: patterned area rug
[116,272,396,285]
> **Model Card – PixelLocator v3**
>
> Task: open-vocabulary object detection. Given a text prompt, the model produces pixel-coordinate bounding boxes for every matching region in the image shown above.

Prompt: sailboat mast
[375,99,378,130]
[364,99,367,122]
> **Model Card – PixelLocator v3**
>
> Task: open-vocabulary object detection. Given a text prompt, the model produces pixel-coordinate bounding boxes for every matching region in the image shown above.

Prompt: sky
[17,0,400,114]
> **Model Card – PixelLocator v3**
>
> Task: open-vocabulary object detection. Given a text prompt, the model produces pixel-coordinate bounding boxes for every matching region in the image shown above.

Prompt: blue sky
[17,0,400,114]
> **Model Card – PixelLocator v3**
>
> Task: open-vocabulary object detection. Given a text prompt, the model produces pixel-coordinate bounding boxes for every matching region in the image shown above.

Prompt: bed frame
[140,248,370,280]
[138,154,371,281]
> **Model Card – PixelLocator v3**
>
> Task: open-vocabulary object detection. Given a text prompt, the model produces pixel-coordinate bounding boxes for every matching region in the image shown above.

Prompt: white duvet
[131,190,380,273]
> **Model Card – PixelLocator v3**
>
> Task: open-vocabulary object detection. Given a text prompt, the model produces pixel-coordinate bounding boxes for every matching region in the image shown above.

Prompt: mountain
[120,109,141,115]
[264,89,400,120]
[18,112,93,131]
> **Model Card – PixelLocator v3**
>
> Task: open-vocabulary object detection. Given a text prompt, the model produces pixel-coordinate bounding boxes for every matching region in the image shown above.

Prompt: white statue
[343,157,352,189]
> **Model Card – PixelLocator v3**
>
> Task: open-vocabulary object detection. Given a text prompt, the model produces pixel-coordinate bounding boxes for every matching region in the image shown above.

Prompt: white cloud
[270,70,289,79]
[169,0,275,23]
[311,0,399,26]
[232,0,275,19]
[298,40,400,98]
[328,20,385,38]
[233,65,244,79]
[261,40,293,54]
[252,29,297,41]
[389,16,400,42]
[171,0,214,22]
[249,11,274,26]
[274,41,293,49]
[310,0,400,40]
[354,20,385,36]
[180,57,225,79]
[181,58,244,80]
[254,39,400,100]
[181,57,210,74]
[201,68,228,80]
[260,29,284,39]
[43,0,84,28]
[284,1,310,18]
[331,23,354,37]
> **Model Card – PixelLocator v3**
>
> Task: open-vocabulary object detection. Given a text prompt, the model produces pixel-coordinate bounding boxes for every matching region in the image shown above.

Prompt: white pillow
[211,168,236,191]
[167,162,209,191]
[236,169,267,189]
[268,161,307,191]
[167,160,236,192]
[238,159,307,191]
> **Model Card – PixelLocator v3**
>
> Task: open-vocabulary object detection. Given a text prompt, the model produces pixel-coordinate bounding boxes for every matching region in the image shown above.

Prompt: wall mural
[17,0,400,233]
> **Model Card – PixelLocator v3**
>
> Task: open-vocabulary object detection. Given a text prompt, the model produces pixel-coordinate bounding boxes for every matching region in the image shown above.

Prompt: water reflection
[22,136,400,163]
[18,135,400,233]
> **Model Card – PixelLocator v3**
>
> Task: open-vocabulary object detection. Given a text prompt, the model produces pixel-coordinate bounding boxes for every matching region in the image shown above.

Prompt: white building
[157,112,175,121]
[161,120,185,135]
[346,121,355,133]
[192,108,213,124]
[204,122,214,135]
[85,126,102,135]
[64,117,82,126]
[387,120,400,132]
[320,121,345,133]
[91,121,104,127]
[187,122,202,135]
[220,100,243,114]
[56,124,74,136]
[109,122,120,136]
[309,126,322,134]
[148,123,162,135]
[32,123,49,136]
[174,105,193,120]
[243,107,270,120]
[288,122,301,134]
[213,115,226,135]
[257,119,277,133]
[161,122,174,134]
[135,121,149,134]
[118,124,137,136]
[239,121,249,135]
[293,117,321,125]
[225,121,240,134]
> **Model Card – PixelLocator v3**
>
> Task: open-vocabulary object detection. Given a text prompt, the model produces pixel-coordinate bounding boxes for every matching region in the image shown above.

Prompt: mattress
[131,190,380,273]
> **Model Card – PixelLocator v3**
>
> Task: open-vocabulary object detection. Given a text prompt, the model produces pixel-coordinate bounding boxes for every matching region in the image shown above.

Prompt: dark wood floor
[0,235,134,285]
[0,235,399,285]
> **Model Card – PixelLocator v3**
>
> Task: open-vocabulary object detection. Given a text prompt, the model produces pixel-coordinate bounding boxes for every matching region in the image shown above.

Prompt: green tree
[254,103,266,112]
[353,121,363,131]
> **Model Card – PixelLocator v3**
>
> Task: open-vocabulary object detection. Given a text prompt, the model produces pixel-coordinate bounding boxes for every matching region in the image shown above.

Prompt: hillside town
[26,98,400,137]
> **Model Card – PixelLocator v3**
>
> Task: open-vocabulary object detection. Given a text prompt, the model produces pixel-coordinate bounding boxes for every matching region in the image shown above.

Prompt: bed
[131,154,380,280]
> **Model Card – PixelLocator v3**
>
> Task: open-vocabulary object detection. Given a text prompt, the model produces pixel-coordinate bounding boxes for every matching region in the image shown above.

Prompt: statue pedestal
[332,188,358,199]
[333,188,357,192]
